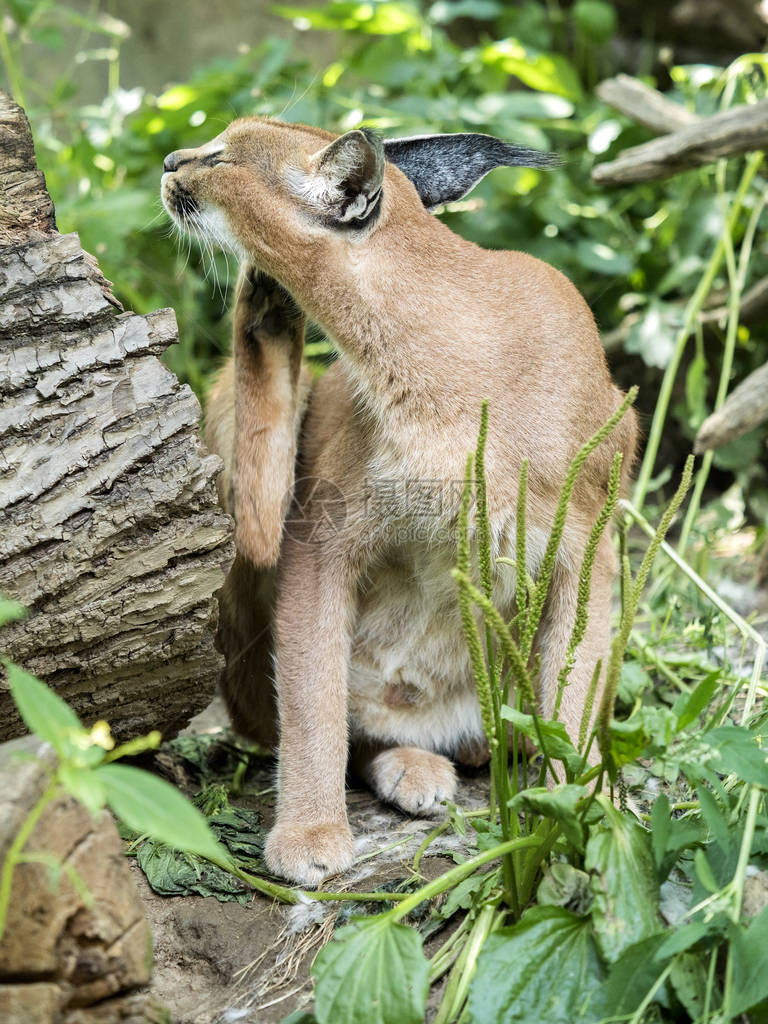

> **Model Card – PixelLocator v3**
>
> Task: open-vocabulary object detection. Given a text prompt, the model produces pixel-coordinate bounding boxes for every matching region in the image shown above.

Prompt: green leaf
[537,862,592,915]
[650,794,670,872]
[0,597,26,627]
[5,660,84,757]
[572,0,617,44]
[135,840,251,903]
[467,906,604,1024]
[58,764,107,816]
[312,919,429,1024]
[510,784,587,850]
[480,40,583,100]
[697,786,730,851]
[675,670,720,731]
[694,848,718,892]
[586,809,662,962]
[96,763,225,862]
[587,934,669,1020]
[669,952,710,1020]
[731,906,768,1016]
[700,726,768,787]
[501,707,584,773]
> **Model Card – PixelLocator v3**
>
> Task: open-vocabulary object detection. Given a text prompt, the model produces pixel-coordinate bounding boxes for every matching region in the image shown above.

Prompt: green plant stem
[390,835,540,924]
[0,779,58,940]
[621,497,767,722]
[632,152,764,513]
[598,457,694,758]
[678,159,768,556]
[429,913,473,983]
[220,859,410,905]
[628,959,675,1024]
[0,21,26,109]
[722,784,761,1018]
[433,903,501,1024]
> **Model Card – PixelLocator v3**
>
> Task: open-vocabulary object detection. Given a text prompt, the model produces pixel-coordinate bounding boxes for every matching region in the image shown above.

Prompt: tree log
[595,74,700,135]
[695,359,768,452]
[592,98,768,185]
[0,92,234,743]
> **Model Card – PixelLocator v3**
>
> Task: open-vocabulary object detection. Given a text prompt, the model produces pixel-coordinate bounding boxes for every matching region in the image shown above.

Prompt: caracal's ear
[383,132,558,211]
[294,128,385,225]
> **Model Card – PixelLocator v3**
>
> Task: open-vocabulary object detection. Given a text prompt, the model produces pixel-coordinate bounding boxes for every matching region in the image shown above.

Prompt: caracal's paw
[264,820,354,887]
[369,746,457,817]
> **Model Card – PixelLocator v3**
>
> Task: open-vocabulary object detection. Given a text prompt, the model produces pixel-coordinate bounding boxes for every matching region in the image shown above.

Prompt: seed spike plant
[554,450,623,720]
[519,385,638,661]
[597,454,695,764]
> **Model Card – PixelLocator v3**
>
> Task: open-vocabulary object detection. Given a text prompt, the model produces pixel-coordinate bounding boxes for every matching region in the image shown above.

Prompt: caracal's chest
[346,531,518,754]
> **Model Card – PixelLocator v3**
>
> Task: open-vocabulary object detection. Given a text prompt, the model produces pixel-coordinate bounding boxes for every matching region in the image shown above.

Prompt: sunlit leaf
[5,660,85,758]
[312,919,429,1024]
[468,906,603,1023]
[96,763,226,862]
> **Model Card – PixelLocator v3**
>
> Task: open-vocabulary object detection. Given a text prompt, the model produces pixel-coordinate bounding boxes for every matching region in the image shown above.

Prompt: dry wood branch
[0,92,234,742]
[592,98,768,185]
[695,359,768,452]
[596,74,700,135]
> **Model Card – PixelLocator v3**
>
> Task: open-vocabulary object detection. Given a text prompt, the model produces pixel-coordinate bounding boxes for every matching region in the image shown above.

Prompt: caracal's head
[161,117,556,278]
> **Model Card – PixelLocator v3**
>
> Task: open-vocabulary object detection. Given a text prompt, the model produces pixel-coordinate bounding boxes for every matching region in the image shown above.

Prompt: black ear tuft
[383,132,558,210]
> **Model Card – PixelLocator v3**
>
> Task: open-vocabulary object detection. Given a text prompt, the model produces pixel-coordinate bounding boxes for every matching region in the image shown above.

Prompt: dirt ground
[131,697,490,1024]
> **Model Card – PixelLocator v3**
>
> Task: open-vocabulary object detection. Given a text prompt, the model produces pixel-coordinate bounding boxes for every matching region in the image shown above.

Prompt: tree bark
[695,359,768,452]
[592,98,768,185]
[595,74,700,135]
[0,93,234,743]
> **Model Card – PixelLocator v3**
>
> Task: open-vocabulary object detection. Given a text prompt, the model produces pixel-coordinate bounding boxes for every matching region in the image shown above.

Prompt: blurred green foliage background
[2,0,768,527]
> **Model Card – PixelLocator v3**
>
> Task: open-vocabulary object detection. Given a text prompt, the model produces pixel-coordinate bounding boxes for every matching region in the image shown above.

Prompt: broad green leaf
[587,934,669,1020]
[510,784,587,850]
[654,918,721,960]
[501,707,583,773]
[58,764,107,816]
[135,840,251,904]
[467,906,603,1024]
[5,660,84,757]
[700,726,768,787]
[312,919,429,1024]
[481,40,583,100]
[537,862,592,915]
[96,763,225,862]
[586,809,662,962]
[697,786,730,851]
[670,952,710,1020]
[0,597,26,627]
[731,906,768,1016]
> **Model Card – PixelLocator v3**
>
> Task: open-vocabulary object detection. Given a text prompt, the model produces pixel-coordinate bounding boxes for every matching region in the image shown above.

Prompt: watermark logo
[283,477,348,544]
[282,476,471,546]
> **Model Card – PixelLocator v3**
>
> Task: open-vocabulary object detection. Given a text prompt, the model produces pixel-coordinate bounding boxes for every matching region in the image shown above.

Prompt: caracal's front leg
[264,524,358,886]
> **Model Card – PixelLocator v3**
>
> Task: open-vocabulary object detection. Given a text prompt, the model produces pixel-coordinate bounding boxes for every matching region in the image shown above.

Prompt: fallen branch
[592,98,768,185]
[695,359,768,451]
[596,74,699,135]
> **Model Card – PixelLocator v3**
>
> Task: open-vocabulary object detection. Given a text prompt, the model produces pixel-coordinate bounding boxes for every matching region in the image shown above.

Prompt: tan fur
[162,118,638,886]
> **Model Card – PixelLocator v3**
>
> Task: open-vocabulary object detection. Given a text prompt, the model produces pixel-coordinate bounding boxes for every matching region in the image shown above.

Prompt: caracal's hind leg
[351,741,458,817]
[205,264,311,745]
